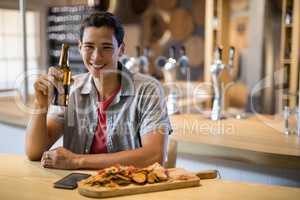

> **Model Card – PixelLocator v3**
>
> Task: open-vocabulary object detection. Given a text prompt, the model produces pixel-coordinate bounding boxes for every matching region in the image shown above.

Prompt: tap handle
[136,46,141,57]
[214,47,222,61]
[283,106,290,119]
[179,46,186,56]
[297,106,300,136]
[284,106,290,134]
[155,56,167,68]
[144,47,150,57]
[169,46,176,59]
[229,46,235,66]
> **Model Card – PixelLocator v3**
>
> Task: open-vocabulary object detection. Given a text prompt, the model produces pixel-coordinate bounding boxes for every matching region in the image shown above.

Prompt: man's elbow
[25,148,42,161]
[146,148,164,166]
[26,154,41,161]
[155,151,164,165]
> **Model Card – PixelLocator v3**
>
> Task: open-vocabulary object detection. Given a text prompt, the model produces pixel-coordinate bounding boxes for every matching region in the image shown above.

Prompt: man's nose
[91,48,103,62]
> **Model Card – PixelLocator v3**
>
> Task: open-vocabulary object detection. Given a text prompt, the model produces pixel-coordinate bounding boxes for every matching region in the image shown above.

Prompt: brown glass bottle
[53,43,71,106]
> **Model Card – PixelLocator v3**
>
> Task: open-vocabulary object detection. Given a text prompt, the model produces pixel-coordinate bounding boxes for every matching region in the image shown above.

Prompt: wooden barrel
[229,15,249,49]
[192,0,205,26]
[142,9,170,45]
[169,9,195,41]
[154,0,177,10]
[112,0,149,23]
[230,0,249,12]
[183,35,204,67]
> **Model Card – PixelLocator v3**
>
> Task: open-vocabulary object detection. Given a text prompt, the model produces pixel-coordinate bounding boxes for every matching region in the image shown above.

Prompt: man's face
[79,26,123,78]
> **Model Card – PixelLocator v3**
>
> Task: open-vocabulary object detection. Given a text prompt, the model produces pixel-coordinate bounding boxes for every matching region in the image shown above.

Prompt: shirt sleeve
[138,79,172,137]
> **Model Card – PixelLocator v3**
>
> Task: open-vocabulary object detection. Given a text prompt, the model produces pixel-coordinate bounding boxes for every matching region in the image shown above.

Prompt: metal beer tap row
[120,45,190,80]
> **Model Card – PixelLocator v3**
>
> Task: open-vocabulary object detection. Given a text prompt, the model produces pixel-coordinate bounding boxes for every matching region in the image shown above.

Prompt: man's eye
[83,45,93,49]
[102,46,113,50]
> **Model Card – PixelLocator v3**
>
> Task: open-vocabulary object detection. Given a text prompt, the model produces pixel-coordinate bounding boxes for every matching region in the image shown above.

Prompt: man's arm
[25,67,65,161]
[77,129,168,169]
[41,129,168,169]
[25,103,64,161]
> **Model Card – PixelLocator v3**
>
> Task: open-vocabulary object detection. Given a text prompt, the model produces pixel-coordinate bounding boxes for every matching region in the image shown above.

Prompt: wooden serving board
[78,168,200,198]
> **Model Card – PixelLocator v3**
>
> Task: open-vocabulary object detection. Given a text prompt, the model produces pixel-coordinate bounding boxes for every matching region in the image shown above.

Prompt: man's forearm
[25,103,49,161]
[74,147,163,169]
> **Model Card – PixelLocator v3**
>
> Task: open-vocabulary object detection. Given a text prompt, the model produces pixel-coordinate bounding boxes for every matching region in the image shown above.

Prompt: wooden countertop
[1,155,300,200]
[170,114,300,168]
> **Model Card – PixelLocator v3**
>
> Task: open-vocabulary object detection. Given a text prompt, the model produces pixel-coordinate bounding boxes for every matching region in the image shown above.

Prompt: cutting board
[78,168,200,198]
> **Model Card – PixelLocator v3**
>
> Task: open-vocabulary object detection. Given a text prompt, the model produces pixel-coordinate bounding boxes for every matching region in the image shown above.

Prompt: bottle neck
[59,44,70,68]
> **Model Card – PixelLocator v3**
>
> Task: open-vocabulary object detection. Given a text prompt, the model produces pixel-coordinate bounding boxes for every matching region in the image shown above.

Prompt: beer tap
[156,46,177,82]
[285,72,300,136]
[282,70,300,136]
[210,46,236,120]
[164,46,177,71]
[124,46,140,73]
[119,54,129,66]
[178,46,189,75]
[283,105,299,135]
[155,55,167,69]
[154,46,177,74]
[139,47,150,74]
[228,47,235,77]
[211,47,224,120]
[161,46,178,115]
[283,106,292,134]
[298,76,300,136]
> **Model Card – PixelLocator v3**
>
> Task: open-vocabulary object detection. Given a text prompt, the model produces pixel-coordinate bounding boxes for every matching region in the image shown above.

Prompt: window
[0,8,39,92]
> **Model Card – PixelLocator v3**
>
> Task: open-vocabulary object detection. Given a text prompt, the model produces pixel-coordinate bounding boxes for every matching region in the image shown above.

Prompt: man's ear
[78,39,82,53]
[118,43,125,57]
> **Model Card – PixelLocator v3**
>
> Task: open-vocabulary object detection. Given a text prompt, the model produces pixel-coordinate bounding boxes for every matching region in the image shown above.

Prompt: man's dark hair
[80,11,124,46]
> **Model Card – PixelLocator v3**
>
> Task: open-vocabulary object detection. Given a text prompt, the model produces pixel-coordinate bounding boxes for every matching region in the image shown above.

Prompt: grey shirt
[48,65,171,154]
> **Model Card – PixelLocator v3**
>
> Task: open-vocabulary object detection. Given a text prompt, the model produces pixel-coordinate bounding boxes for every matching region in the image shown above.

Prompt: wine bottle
[53,43,71,106]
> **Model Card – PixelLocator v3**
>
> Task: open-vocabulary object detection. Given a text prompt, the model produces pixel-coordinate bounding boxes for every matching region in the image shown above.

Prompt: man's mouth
[91,64,105,70]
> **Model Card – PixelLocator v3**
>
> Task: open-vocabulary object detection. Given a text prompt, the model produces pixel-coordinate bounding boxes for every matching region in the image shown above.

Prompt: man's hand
[41,147,80,170]
[33,67,64,109]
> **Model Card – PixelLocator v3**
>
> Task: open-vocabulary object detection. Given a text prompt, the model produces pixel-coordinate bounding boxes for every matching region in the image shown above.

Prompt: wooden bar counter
[0,155,300,200]
[170,114,300,169]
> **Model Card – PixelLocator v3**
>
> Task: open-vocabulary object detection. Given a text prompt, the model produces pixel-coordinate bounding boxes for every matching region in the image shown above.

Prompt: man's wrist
[33,100,49,114]
[73,155,85,169]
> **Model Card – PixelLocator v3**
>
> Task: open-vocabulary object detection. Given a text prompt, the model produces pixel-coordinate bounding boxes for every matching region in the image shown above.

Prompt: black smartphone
[53,173,91,189]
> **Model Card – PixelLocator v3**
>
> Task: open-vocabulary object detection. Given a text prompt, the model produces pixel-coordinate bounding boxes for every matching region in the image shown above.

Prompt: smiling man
[25,12,171,170]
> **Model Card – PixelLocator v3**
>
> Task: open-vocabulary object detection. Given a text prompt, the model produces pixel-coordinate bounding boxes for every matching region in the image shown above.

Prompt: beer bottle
[53,43,71,106]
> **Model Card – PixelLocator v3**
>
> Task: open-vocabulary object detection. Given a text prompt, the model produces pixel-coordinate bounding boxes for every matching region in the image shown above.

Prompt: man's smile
[91,64,106,70]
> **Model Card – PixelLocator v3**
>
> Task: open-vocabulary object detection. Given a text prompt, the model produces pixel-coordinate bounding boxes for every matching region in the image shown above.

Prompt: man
[25,12,171,170]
